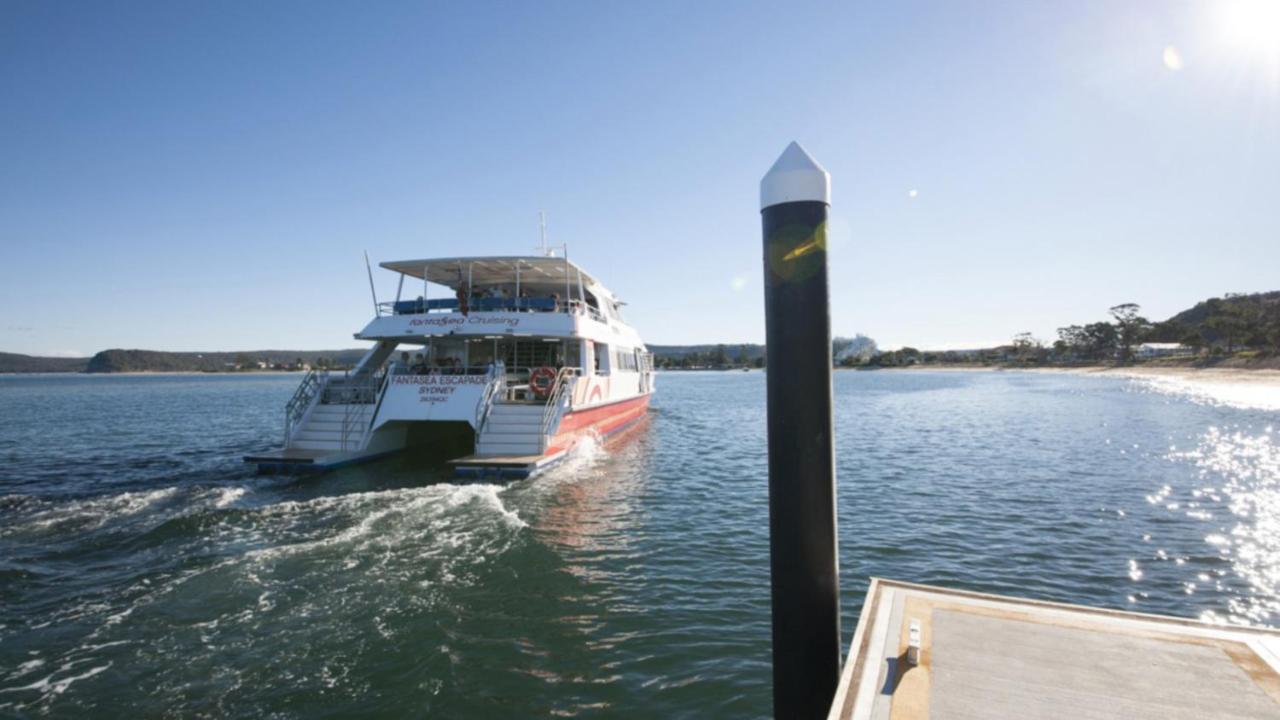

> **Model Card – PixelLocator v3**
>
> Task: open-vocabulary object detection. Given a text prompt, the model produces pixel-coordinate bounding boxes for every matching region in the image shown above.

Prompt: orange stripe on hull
[546,394,650,454]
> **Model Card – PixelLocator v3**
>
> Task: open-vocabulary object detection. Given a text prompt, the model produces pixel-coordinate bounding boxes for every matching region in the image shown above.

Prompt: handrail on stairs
[473,362,507,443]
[340,371,386,451]
[363,369,393,440]
[539,367,579,450]
[285,369,327,445]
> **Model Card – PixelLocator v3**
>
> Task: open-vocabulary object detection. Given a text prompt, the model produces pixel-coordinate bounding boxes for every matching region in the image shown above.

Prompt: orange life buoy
[530,366,557,398]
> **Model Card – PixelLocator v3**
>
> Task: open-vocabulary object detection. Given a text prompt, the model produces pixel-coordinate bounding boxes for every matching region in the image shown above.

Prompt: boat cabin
[357,256,651,404]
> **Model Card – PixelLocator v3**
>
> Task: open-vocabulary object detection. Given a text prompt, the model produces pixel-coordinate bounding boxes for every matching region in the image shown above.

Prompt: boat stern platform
[243,448,396,474]
[448,450,568,480]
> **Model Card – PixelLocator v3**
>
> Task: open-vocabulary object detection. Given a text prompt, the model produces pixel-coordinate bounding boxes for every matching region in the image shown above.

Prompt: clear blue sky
[3,1,1278,356]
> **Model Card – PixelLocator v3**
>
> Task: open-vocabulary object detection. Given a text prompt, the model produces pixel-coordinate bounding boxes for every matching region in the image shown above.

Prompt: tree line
[654,344,764,369]
[647,292,1280,370]
[1048,293,1280,364]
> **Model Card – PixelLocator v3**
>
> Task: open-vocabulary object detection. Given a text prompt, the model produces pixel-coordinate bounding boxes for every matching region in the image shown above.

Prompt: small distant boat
[245,255,655,478]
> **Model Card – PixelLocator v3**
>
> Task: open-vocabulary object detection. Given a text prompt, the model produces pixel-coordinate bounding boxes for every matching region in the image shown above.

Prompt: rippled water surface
[1,371,1277,717]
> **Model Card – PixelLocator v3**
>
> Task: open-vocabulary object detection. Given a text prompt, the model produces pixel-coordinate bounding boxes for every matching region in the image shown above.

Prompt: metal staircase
[288,403,376,451]
[473,368,578,457]
[284,371,386,452]
[474,403,546,456]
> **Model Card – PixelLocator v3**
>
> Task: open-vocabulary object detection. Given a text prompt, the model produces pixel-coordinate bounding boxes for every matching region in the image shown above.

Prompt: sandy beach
[1072,365,1280,388]
[882,364,1280,387]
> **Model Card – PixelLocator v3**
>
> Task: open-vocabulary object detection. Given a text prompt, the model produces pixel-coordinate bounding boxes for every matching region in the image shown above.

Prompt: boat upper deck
[381,256,606,294]
[374,255,629,329]
[831,578,1280,720]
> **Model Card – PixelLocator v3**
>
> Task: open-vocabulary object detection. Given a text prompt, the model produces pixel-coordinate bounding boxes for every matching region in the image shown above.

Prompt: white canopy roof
[380,256,610,296]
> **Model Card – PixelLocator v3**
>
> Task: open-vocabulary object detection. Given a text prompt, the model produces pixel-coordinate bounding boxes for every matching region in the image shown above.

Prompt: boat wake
[247,482,527,562]
[0,476,533,714]
[555,431,607,475]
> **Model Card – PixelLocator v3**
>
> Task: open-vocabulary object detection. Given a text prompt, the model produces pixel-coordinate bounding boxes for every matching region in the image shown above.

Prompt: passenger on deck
[398,351,410,374]
[494,286,510,309]
[455,283,469,316]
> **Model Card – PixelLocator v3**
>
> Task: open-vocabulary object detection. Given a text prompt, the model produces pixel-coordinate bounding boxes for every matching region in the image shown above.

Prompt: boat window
[564,340,581,370]
[499,339,563,370]
[391,338,474,375]
[613,347,637,371]
[468,339,496,368]
[594,342,609,375]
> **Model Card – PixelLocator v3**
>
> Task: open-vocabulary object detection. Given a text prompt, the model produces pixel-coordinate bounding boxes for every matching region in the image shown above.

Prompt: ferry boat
[245,255,655,478]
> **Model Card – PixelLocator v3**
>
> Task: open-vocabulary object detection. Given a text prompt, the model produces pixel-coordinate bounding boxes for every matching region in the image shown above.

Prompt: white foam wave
[443,484,527,529]
[1,487,180,536]
[548,431,607,478]
[212,486,247,508]
[2,482,254,540]
[246,483,525,563]
[8,659,45,679]
[0,661,112,699]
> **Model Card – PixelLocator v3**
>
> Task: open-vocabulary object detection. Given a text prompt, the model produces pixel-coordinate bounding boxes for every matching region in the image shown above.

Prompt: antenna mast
[538,211,556,257]
[363,251,380,315]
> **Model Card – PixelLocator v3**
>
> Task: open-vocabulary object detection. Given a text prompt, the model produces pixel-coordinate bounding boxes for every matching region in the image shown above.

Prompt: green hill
[1149,291,1280,348]
[84,349,369,373]
[0,352,90,373]
[1164,291,1280,327]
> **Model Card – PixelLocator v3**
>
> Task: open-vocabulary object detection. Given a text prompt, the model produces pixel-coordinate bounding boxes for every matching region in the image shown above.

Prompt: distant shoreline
[878,364,1280,389]
[0,370,311,377]
[7,365,1280,392]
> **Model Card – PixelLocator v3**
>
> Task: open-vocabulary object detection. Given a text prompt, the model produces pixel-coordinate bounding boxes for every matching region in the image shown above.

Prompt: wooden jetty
[827,578,1280,720]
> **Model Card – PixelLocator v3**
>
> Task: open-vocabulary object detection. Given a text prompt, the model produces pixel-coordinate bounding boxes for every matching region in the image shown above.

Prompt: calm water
[1,370,1277,717]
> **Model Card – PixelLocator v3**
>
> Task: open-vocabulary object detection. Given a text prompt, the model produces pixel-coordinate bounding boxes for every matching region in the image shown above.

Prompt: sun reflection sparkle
[1172,426,1280,625]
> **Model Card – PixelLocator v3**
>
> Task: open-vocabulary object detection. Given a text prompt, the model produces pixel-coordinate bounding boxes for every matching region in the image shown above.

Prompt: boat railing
[381,297,607,323]
[539,367,580,448]
[474,362,507,441]
[284,369,327,445]
[322,371,385,405]
[576,301,607,323]
[340,371,389,451]
[639,351,655,393]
